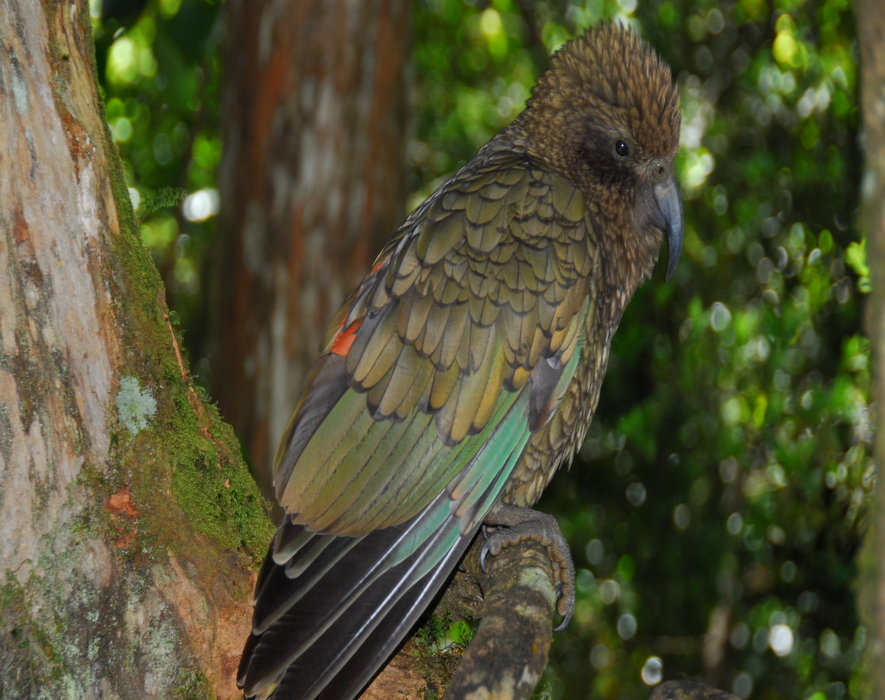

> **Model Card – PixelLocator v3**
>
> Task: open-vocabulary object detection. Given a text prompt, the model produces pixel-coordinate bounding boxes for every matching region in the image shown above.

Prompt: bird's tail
[237,492,477,700]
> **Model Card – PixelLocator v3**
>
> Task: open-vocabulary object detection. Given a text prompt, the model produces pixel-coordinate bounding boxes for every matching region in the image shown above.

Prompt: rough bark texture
[211,0,411,502]
[445,539,557,700]
[856,0,885,695]
[648,681,739,700]
[360,641,433,700]
[0,2,272,697]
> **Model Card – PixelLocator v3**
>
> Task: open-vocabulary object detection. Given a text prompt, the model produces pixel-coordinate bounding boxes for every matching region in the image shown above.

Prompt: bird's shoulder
[315,147,600,437]
[339,144,599,338]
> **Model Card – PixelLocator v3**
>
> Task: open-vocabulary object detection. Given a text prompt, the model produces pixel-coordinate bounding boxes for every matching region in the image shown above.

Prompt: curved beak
[653,177,684,281]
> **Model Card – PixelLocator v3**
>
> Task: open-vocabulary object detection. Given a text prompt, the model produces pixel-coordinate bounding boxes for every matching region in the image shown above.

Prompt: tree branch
[649,680,739,699]
[436,538,741,700]
[445,537,557,700]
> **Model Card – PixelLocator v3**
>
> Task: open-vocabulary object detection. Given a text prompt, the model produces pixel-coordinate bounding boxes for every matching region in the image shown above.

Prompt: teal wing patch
[275,155,596,537]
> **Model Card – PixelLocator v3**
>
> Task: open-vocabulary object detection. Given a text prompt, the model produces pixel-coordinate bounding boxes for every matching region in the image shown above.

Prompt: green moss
[139,186,189,224]
[168,417,274,559]
[108,364,273,574]
[0,572,24,615]
[530,681,554,699]
[172,669,214,700]
[410,612,477,699]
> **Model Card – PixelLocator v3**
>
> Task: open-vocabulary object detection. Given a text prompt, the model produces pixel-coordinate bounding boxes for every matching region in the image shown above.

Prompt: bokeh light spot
[599,579,620,605]
[590,644,610,669]
[769,624,794,656]
[112,117,133,142]
[710,302,732,332]
[585,538,604,566]
[674,503,691,530]
[730,622,750,649]
[479,9,502,37]
[726,512,743,535]
[183,188,221,222]
[732,672,753,699]
[626,482,646,506]
[641,656,663,685]
[617,613,637,640]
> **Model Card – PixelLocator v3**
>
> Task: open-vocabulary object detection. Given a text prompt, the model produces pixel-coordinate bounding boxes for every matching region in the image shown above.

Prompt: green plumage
[279,158,591,533]
[239,24,683,700]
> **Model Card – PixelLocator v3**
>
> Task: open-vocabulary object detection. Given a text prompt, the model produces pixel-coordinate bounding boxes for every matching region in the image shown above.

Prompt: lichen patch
[115,375,156,434]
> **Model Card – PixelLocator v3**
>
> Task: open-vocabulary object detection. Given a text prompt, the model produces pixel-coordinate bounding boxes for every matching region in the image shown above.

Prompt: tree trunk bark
[856,1,885,696]
[0,2,271,697]
[210,0,411,503]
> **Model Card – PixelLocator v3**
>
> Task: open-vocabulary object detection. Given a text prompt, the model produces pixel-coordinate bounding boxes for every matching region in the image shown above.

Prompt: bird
[237,23,682,700]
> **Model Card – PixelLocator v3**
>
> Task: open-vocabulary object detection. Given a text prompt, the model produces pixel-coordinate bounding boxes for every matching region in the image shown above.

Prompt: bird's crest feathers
[525,24,680,163]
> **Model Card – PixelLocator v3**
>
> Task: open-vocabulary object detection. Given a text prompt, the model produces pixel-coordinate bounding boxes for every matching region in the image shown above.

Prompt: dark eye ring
[615,140,630,157]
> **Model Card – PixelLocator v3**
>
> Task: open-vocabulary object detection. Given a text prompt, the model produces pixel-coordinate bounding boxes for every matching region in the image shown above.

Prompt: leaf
[845,238,869,278]
[138,186,188,225]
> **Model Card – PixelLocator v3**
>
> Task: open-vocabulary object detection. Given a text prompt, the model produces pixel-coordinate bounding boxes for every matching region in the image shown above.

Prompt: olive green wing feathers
[274,153,596,538]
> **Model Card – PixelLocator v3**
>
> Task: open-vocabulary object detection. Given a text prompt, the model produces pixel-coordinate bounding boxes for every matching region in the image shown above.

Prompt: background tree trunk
[0,2,271,697]
[210,0,411,503]
[856,1,885,696]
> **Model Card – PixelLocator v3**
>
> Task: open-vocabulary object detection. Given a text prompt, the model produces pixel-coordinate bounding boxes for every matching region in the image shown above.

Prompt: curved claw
[480,504,576,632]
[553,610,573,633]
[479,542,490,574]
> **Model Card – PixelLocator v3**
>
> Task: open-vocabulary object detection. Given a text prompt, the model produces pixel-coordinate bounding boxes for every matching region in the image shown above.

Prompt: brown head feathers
[520,24,681,170]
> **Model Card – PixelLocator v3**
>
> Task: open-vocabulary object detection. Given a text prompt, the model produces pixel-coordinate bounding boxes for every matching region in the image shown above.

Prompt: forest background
[92,0,868,698]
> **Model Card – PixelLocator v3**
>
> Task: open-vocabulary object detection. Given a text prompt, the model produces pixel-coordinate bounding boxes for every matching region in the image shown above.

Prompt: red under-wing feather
[330,319,363,357]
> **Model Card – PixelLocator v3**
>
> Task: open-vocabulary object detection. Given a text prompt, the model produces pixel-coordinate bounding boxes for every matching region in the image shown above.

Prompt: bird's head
[521,24,683,279]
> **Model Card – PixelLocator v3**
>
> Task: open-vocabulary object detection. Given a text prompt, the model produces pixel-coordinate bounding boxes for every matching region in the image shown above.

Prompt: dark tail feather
[238,494,478,700]
[251,535,357,634]
[278,532,470,700]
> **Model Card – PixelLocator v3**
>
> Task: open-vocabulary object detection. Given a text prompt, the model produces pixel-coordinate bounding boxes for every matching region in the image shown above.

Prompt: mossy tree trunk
[857,1,885,696]
[209,0,411,503]
[0,2,272,697]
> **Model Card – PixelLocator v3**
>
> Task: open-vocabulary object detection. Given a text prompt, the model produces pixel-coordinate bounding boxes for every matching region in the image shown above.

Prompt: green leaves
[94,0,222,325]
[845,239,871,292]
[137,186,188,225]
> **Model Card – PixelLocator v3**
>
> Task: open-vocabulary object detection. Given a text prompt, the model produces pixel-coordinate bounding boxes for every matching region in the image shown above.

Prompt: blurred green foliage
[95,0,869,698]
[92,0,223,338]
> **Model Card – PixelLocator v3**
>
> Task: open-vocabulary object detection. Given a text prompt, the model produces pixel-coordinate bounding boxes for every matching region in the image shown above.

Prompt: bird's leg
[480,502,575,632]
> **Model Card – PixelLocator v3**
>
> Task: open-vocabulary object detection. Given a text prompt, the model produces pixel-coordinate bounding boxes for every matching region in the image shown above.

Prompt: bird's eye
[615,140,630,157]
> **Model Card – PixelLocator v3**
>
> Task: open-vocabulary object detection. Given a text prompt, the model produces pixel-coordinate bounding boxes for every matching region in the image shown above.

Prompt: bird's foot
[480,503,575,632]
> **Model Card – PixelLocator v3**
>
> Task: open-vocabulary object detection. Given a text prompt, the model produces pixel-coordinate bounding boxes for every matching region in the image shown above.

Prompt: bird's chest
[500,289,625,507]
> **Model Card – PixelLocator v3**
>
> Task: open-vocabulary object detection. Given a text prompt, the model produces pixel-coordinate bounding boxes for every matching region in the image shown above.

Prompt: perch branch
[649,680,740,699]
[444,537,557,700]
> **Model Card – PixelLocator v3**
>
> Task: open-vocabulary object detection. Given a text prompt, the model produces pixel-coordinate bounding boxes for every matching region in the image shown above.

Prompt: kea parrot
[238,23,683,700]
